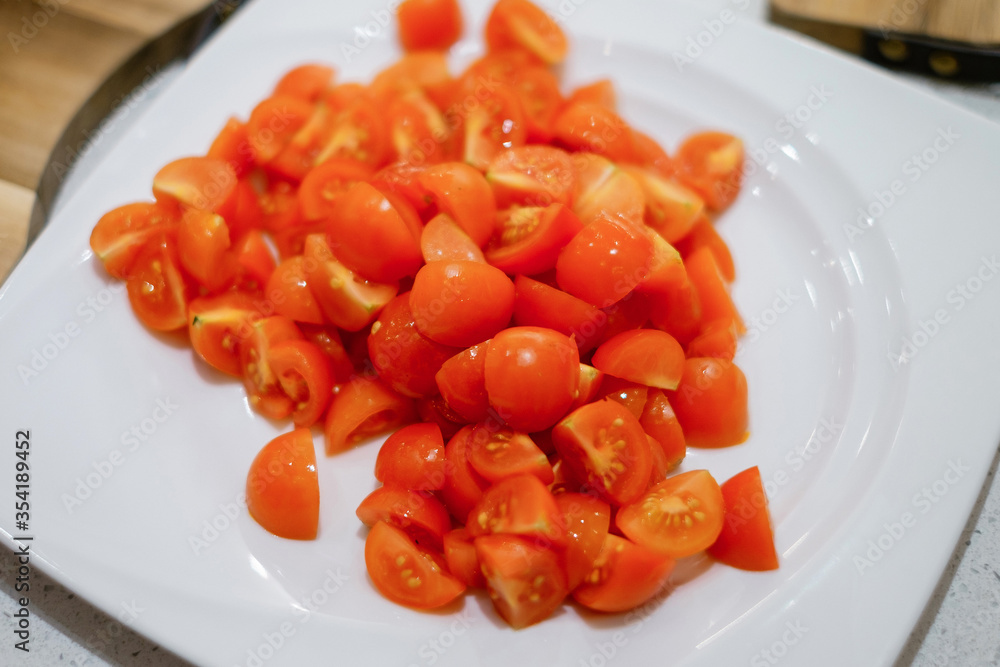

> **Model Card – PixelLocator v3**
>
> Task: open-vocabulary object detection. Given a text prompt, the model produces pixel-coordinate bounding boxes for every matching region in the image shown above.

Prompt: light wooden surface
[0,0,209,283]
[772,0,1000,44]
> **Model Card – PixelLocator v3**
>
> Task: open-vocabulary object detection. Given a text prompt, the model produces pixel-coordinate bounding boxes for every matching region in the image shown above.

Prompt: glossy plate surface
[3,1,1000,665]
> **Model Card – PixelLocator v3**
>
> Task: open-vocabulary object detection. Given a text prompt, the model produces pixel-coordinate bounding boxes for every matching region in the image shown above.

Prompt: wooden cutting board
[0,0,211,283]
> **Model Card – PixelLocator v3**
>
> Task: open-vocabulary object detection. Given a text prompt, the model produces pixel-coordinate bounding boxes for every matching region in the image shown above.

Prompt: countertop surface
[1,0,999,665]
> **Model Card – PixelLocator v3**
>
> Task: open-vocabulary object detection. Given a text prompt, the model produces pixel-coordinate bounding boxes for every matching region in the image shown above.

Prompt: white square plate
[3,1,1000,665]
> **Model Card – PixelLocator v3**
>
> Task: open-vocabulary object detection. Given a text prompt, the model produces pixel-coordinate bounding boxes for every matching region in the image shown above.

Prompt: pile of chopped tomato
[89,0,778,629]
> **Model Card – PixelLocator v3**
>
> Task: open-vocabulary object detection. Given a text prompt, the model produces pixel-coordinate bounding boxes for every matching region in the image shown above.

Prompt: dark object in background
[770,0,1000,82]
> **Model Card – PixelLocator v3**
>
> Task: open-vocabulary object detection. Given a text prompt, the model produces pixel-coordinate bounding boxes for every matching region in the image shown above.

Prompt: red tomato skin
[466,474,567,548]
[268,339,335,427]
[439,425,492,522]
[125,234,190,332]
[374,422,447,490]
[419,163,498,248]
[266,256,325,325]
[246,428,319,540]
[368,294,462,398]
[443,527,486,588]
[484,0,568,65]
[555,216,654,308]
[572,534,674,612]
[639,390,687,472]
[667,357,749,448]
[707,466,780,571]
[555,492,611,591]
[90,201,179,279]
[324,376,417,454]
[328,182,423,283]
[591,329,686,391]
[356,485,452,549]
[475,534,569,629]
[435,343,491,423]
[483,326,580,433]
[410,261,515,347]
[187,292,260,377]
[512,275,605,352]
[398,0,463,51]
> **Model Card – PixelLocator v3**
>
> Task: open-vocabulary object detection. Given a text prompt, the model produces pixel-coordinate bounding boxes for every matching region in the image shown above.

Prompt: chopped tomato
[246,428,319,540]
[439,425,491,522]
[273,64,334,103]
[153,156,237,213]
[298,158,374,221]
[554,102,635,163]
[467,424,553,484]
[90,202,179,279]
[435,343,491,423]
[269,339,335,427]
[265,255,325,325]
[315,96,388,167]
[566,79,616,110]
[301,234,398,331]
[208,117,255,178]
[591,329,685,391]
[187,292,260,377]
[513,66,563,143]
[598,376,649,421]
[484,326,580,433]
[467,474,566,548]
[356,485,452,549]
[239,315,304,420]
[421,213,485,264]
[323,376,417,454]
[707,466,779,571]
[572,534,674,612]
[458,83,527,172]
[552,400,652,506]
[685,245,745,333]
[398,0,463,51]
[555,215,654,308]
[365,521,465,609]
[419,162,497,247]
[375,423,447,490]
[676,131,744,212]
[675,215,736,282]
[485,0,567,65]
[687,318,738,361]
[486,203,583,276]
[410,260,515,347]
[246,96,315,164]
[668,357,748,448]
[125,234,190,331]
[386,89,453,164]
[623,166,704,244]
[487,145,575,209]
[475,534,568,628]
[617,470,725,558]
[512,275,605,352]
[639,390,686,472]
[443,527,485,588]
[368,294,461,398]
[555,492,611,590]
[571,152,645,228]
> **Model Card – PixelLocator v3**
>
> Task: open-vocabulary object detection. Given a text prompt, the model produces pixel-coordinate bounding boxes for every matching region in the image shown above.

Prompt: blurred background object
[771,0,1000,80]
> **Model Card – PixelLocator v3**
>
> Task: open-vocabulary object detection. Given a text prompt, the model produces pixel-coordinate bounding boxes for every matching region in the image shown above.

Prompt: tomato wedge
[467,424,553,484]
[375,423,447,490]
[676,131,744,212]
[571,153,645,228]
[90,201,179,279]
[421,213,486,264]
[591,329,685,391]
[269,339,334,427]
[475,534,568,628]
[572,534,674,612]
[188,292,260,377]
[512,275,605,352]
[435,343,491,423]
[707,466,779,571]
[483,326,579,433]
[419,162,498,247]
[485,0,567,65]
[617,470,725,558]
[555,215,654,308]
[410,260,515,347]
[324,376,417,454]
[486,203,583,276]
[439,425,491,522]
[357,485,452,549]
[555,492,611,591]
[639,390,686,473]
[398,0,463,51]
[365,521,466,610]
[239,316,304,420]
[552,400,651,506]
[668,357,749,448]
[443,527,485,588]
[487,145,575,209]
[246,428,319,540]
[153,156,237,213]
[125,234,190,332]
[266,255,325,325]
[467,474,566,548]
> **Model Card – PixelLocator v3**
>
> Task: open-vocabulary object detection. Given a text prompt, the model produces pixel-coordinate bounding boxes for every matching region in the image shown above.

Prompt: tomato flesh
[572,534,674,612]
[475,534,568,628]
[365,521,466,609]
